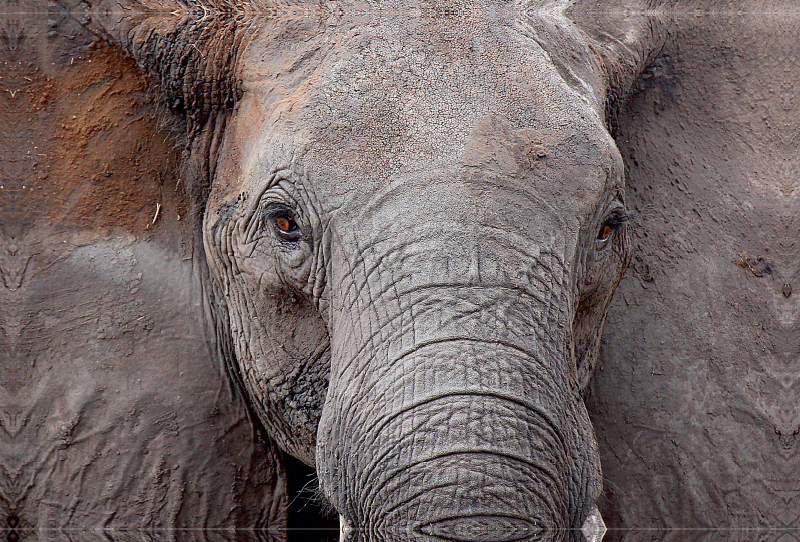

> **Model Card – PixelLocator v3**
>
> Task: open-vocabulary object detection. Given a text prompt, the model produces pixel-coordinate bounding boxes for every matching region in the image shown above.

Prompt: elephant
[6,0,794,541]
[71,0,662,539]
[199,6,665,541]
[4,0,661,538]
[0,2,286,540]
[581,6,800,540]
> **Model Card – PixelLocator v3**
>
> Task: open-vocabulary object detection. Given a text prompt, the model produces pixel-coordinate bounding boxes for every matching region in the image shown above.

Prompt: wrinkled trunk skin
[316,184,600,541]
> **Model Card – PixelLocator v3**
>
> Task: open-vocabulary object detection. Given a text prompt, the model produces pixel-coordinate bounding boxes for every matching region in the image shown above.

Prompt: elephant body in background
[2,0,797,541]
[587,9,800,539]
[0,4,285,539]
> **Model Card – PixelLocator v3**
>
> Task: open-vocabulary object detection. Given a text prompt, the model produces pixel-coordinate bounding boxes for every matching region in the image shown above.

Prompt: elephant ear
[83,0,242,127]
[567,0,667,130]
[80,0,246,221]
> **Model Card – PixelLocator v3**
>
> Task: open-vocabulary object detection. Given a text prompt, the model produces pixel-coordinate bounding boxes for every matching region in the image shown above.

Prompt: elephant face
[204,8,629,540]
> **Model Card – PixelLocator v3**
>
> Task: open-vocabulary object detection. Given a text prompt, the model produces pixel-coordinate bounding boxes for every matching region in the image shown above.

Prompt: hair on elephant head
[90,0,663,540]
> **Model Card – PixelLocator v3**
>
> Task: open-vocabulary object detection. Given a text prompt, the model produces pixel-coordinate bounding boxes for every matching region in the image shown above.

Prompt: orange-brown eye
[598,224,613,241]
[276,216,296,232]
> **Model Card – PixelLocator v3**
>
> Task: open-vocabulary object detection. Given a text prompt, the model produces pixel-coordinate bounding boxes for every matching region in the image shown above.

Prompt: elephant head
[86,0,662,539]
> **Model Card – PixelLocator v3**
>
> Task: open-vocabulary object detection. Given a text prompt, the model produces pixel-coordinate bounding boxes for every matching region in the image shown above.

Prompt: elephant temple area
[1,0,800,541]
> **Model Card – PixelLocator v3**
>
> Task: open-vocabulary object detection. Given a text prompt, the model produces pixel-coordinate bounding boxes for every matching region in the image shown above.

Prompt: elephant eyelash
[604,211,634,230]
[595,211,633,248]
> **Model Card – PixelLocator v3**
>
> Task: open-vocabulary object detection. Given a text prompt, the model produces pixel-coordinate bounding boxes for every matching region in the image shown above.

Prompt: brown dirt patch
[2,40,188,236]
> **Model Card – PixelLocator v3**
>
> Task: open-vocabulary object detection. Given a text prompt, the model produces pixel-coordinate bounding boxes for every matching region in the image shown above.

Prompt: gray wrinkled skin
[197,2,656,539]
[3,0,661,538]
[9,0,797,541]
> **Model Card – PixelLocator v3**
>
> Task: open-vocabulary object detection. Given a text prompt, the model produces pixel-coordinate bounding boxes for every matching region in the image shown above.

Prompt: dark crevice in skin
[284,453,339,542]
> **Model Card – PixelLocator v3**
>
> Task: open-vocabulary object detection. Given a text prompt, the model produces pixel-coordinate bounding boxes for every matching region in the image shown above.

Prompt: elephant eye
[594,225,613,250]
[276,216,296,232]
[595,212,628,251]
[273,214,302,241]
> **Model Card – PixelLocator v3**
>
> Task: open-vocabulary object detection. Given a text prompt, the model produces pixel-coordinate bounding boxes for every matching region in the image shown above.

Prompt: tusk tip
[580,504,607,542]
[340,515,353,541]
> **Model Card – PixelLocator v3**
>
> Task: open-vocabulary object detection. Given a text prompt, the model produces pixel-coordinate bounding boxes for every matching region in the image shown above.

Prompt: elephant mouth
[417,515,544,542]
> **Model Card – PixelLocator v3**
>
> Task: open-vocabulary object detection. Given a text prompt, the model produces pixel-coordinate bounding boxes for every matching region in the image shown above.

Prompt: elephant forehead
[242,19,604,155]
[223,16,619,218]
[297,31,593,137]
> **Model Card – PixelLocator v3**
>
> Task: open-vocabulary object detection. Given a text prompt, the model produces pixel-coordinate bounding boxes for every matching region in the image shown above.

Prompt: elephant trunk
[317,247,601,540]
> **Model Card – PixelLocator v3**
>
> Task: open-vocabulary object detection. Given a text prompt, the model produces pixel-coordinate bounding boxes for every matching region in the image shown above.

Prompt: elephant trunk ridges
[316,211,601,541]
